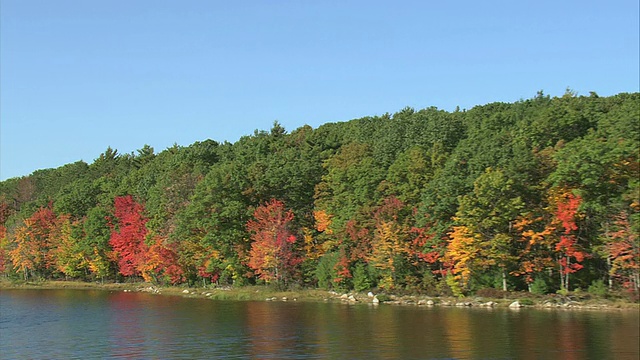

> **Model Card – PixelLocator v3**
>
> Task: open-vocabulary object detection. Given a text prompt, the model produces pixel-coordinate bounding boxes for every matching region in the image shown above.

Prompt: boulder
[182,289,190,294]
[509,301,522,308]
[426,300,435,306]
[372,296,380,305]
[367,292,375,298]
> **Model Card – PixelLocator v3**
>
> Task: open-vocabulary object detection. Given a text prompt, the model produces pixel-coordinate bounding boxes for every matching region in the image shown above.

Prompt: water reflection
[1,289,638,359]
[108,292,150,358]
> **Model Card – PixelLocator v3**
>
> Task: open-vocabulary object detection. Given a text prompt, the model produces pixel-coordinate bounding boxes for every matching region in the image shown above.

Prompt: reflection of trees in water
[245,302,303,358]
[106,292,183,358]
[108,292,148,359]
[442,308,474,358]
[3,290,640,358]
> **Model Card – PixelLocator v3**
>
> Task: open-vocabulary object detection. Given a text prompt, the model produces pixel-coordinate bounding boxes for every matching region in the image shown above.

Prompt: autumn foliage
[109,195,149,277]
[247,199,299,284]
[0,92,637,297]
[551,191,587,290]
[9,205,58,279]
[605,212,639,291]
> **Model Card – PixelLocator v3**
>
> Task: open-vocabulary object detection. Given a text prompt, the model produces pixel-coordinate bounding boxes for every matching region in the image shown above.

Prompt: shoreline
[2,279,638,312]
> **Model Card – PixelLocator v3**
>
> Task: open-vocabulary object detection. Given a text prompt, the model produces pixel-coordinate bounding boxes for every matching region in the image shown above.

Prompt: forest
[0,90,638,298]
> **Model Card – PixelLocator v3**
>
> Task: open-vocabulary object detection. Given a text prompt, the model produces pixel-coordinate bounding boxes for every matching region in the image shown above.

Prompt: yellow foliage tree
[369,221,407,289]
[368,197,410,290]
[445,225,482,290]
[49,215,85,279]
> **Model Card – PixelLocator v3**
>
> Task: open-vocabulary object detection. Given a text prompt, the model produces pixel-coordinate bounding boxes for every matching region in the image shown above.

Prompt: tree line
[0,90,638,297]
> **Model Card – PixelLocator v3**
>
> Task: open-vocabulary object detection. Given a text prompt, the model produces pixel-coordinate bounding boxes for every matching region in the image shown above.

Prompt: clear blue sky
[1,1,638,180]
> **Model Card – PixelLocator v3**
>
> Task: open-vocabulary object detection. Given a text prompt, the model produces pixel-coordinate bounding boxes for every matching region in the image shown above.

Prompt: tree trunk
[607,256,613,290]
[502,270,507,291]
[565,256,571,291]
[559,260,565,290]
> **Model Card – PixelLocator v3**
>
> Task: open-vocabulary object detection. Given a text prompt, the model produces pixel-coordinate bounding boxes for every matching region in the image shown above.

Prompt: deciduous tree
[247,199,299,285]
[109,195,149,278]
[9,205,57,279]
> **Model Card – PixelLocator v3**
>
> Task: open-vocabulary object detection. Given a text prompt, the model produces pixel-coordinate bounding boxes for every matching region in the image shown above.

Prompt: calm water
[0,289,638,359]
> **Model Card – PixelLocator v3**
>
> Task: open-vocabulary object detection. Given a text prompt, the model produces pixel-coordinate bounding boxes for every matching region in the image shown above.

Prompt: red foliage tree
[605,211,639,292]
[409,216,449,277]
[344,219,370,263]
[109,195,149,277]
[333,250,352,285]
[246,199,299,284]
[553,192,587,290]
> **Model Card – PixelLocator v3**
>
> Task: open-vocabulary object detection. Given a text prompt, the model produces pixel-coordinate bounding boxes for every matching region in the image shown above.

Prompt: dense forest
[1,91,638,298]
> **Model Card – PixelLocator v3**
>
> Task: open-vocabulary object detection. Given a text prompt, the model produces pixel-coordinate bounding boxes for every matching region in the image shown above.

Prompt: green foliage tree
[452,168,525,290]
[314,142,384,232]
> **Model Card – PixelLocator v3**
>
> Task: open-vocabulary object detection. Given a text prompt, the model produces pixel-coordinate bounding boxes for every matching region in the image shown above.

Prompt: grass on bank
[1,278,638,310]
[0,278,331,302]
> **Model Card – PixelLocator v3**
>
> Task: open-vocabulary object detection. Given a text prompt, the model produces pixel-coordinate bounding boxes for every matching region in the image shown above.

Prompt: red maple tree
[553,192,586,290]
[246,199,299,284]
[109,195,149,277]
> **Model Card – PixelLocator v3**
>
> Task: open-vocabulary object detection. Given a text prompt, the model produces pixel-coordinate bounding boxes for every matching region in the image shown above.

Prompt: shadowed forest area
[1,91,638,300]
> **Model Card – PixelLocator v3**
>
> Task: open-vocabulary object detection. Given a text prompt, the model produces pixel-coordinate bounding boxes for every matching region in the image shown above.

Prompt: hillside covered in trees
[1,91,638,297]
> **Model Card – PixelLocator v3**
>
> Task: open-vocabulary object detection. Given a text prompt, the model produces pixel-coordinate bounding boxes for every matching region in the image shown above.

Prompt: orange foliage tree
[140,235,184,284]
[512,214,555,290]
[247,199,299,285]
[9,205,58,280]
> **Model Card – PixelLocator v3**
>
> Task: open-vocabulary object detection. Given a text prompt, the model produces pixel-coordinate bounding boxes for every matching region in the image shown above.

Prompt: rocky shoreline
[321,290,636,311]
[2,280,638,312]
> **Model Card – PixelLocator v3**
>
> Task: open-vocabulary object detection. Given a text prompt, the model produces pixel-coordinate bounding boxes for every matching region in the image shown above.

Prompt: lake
[1,289,638,359]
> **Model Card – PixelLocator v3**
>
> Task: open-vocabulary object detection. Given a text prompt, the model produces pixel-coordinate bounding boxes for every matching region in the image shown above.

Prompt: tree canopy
[1,91,638,296]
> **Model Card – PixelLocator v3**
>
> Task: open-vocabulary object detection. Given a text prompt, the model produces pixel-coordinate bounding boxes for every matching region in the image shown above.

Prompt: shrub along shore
[2,279,637,311]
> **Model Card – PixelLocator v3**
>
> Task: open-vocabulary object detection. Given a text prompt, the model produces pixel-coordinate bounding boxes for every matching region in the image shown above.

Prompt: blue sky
[1,1,638,180]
